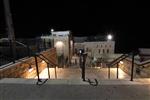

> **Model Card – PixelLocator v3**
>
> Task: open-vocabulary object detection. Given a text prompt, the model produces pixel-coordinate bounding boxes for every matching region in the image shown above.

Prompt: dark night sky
[0,0,150,53]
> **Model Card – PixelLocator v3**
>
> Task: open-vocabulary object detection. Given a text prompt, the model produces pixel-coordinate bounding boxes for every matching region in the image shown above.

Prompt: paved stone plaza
[1,67,150,100]
[36,67,130,80]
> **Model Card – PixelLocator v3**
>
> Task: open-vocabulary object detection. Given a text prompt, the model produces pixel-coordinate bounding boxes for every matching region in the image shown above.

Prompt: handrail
[38,53,57,79]
[37,55,50,65]
[139,60,150,67]
[34,53,57,85]
[15,41,35,56]
[0,52,14,67]
[111,54,129,67]
[0,41,34,67]
[15,41,28,48]
[108,54,126,66]
[107,53,131,79]
[109,54,125,64]
[39,53,57,66]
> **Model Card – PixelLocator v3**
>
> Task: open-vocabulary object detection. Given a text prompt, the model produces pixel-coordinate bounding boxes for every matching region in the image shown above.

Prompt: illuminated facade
[84,41,115,58]
[41,31,73,67]
[74,41,115,57]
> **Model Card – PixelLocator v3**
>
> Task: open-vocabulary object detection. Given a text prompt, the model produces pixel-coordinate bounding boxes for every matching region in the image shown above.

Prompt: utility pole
[3,0,16,61]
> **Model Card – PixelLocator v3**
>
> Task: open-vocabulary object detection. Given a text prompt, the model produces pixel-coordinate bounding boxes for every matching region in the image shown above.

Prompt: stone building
[41,31,73,67]
[74,36,115,60]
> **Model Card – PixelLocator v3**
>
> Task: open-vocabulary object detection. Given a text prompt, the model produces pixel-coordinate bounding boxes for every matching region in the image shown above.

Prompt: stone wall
[118,59,137,78]
[118,58,150,78]
[136,63,150,78]
[0,48,57,79]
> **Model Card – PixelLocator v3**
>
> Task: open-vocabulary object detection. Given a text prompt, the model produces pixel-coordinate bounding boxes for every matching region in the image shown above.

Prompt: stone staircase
[1,78,150,100]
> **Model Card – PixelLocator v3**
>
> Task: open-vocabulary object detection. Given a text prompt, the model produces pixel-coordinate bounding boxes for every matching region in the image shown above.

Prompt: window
[99,49,101,54]
[53,34,56,36]
[103,49,105,54]
[107,49,109,53]
[86,48,88,52]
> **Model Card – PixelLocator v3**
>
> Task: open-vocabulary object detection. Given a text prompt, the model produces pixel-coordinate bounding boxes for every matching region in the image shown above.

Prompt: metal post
[108,65,110,79]
[27,44,30,57]
[36,39,40,52]
[82,63,85,81]
[55,67,57,79]
[130,52,135,81]
[47,64,50,79]
[49,39,51,48]
[34,56,41,82]
[82,54,86,81]
[79,54,82,68]
[68,34,71,66]
[117,63,119,79]
[52,37,54,48]
[43,39,46,50]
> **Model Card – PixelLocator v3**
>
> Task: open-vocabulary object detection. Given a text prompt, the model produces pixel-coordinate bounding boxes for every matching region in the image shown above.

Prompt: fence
[0,38,52,67]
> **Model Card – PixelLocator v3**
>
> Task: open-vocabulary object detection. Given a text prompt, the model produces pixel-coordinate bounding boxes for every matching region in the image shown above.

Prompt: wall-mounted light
[119,61,124,64]
[55,41,64,48]
[79,50,82,54]
[42,60,45,63]
[28,66,33,72]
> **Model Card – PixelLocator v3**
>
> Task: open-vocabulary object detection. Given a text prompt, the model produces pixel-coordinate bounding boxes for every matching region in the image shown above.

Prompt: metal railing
[0,38,52,67]
[34,53,57,85]
[0,53,14,68]
[107,52,136,81]
[108,54,129,67]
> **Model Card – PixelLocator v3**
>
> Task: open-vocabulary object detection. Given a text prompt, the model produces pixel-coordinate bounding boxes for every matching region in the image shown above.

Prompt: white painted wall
[40,31,72,59]
[84,41,115,55]
[54,36,69,57]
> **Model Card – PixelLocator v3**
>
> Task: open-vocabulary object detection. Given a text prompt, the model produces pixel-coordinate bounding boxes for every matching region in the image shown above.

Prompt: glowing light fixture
[120,61,124,64]
[55,41,63,48]
[107,34,113,41]
[28,66,33,72]
[42,60,45,63]
[79,50,82,54]
[51,29,54,32]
